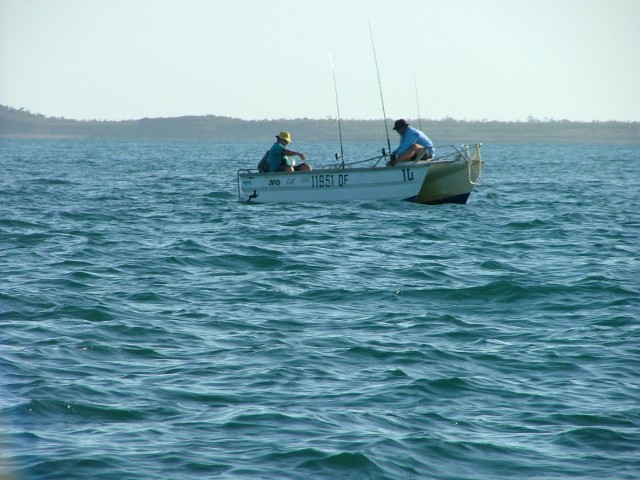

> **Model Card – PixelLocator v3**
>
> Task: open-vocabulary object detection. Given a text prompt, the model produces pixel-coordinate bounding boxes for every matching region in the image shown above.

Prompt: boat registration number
[310,174,349,188]
[310,169,416,188]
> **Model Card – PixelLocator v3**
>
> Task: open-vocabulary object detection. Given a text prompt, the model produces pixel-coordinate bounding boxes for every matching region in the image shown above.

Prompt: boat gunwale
[236,160,433,178]
[236,143,482,179]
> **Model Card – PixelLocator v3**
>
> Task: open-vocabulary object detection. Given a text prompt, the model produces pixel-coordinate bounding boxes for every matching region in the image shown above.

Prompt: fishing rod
[328,51,344,167]
[367,20,391,156]
[414,71,423,131]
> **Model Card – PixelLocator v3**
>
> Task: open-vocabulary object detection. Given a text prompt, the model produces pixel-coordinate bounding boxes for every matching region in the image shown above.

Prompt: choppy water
[1,139,639,479]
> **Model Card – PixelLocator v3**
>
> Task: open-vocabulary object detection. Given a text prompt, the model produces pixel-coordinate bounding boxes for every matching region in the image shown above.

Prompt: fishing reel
[381,148,396,162]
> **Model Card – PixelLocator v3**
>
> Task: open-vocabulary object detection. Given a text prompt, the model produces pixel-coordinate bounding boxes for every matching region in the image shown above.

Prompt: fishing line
[414,71,423,131]
[328,51,345,167]
[367,20,391,155]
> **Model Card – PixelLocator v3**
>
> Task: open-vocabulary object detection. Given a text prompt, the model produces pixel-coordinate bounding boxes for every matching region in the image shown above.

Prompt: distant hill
[1,105,639,144]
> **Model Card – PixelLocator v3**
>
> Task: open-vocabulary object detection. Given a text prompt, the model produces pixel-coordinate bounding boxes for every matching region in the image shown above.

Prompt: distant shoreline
[2,106,639,144]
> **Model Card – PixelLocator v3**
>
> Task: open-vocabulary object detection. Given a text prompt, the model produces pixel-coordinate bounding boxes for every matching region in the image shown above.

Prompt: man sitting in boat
[388,119,434,166]
[263,131,311,172]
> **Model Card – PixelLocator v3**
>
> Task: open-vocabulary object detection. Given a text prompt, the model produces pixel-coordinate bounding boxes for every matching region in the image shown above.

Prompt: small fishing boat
[236,143,483,205]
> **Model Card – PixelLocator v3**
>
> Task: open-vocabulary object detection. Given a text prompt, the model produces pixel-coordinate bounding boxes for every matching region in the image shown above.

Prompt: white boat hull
[238,163,431,204]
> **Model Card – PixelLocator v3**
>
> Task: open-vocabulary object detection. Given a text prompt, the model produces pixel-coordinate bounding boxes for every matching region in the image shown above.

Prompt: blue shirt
[268,142,285,172]
[393,126,434,157]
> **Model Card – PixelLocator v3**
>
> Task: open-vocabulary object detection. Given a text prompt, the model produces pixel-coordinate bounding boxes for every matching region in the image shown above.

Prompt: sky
[1,0,639,122]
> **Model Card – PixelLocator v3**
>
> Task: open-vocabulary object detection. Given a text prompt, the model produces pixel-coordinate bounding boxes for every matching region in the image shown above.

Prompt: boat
[236,143,482,205]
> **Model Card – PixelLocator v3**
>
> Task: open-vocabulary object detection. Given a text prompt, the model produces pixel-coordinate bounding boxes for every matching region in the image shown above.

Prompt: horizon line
[2,105,639,124]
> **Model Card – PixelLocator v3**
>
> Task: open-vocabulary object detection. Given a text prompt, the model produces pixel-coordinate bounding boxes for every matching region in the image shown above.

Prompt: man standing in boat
[389,119,434,165]
[267,131,309,172]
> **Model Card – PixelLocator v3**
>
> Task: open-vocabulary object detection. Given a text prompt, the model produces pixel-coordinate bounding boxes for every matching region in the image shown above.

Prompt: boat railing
[320,152,388,170]
[320,143,483,169]
[430,144,483,184]
[428,143,482,162]
[238,143,482,174]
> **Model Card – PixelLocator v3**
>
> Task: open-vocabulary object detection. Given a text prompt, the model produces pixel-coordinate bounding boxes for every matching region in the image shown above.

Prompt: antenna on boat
[413,71,423,131]
[328,51,345,168]
[368,20,391,156]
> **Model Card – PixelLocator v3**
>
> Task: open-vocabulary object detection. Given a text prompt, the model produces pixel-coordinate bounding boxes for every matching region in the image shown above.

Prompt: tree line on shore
[1,105,638,144]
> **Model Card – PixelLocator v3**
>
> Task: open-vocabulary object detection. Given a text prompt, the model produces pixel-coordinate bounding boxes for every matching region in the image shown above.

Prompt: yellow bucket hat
[277,131,292,143]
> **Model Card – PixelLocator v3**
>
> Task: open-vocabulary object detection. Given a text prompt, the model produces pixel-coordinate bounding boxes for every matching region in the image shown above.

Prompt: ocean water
[1,139,639,480]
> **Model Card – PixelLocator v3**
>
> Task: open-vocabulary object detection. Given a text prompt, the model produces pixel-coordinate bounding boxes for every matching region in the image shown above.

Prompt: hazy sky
[1,0,638,122]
